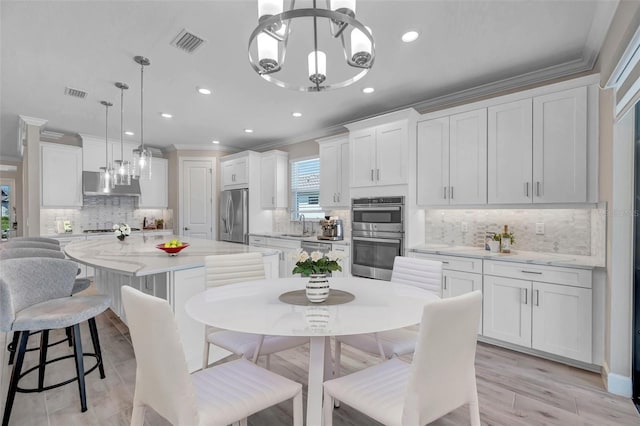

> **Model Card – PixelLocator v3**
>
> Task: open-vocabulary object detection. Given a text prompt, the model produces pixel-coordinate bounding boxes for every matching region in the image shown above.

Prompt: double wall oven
[351,196,404,281]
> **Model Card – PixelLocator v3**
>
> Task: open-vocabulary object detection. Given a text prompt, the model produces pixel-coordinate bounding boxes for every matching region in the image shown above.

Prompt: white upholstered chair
[122,286,303,426]
[202,252,308,369]
[334,256,442,376]
[323,291,482,426]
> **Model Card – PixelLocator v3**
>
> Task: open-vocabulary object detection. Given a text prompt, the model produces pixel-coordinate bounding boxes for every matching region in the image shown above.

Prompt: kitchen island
[65,234,280,371]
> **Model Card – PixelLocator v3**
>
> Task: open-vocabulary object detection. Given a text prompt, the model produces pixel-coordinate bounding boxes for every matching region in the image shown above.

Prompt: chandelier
[114,82,132,186]
[99,100,115,193]
[131,55,152,180]
[248,0,375,92]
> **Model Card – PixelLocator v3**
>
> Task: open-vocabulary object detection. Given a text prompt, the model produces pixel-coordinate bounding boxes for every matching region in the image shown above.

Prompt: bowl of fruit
[156,239,189,256]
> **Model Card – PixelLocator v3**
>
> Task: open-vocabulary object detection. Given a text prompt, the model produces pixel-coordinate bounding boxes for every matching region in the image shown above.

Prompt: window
[290,157,323,219]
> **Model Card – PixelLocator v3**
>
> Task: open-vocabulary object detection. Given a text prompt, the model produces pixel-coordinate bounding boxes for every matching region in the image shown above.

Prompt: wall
[594,0,640,396]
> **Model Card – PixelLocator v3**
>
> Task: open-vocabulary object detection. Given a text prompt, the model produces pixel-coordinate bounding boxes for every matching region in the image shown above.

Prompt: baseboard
[602,361,633,397]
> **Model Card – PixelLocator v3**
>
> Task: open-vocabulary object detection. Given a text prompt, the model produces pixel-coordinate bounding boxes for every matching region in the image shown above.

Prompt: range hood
[82,171,141,196]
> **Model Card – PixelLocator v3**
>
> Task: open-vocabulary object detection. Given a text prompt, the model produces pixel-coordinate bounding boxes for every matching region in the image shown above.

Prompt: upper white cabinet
[41,142,83,207]
[81,133,138,173]
[221,153,250,188]
[488,87,588,204]
[260,150,288,209]
[346,109,418,190]
[417,108,487,206]
[139,157,168,208]
[318,134,350,208]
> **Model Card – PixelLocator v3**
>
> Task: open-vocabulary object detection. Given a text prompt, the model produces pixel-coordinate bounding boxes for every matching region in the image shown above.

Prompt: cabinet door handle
[521,270,542,274]
[376,169,380,181]
[536,181,541,197]
[522,288,528,305]
[441,261,449,264]
[535,289,540,306]
[525,182,529,197]
[450,186,454,199]
[272,196,275,205]
[443,187,447,199]
[371,169,374,181]
[184,227,190,231]
[443,276,447,290]
[337,193,340,202]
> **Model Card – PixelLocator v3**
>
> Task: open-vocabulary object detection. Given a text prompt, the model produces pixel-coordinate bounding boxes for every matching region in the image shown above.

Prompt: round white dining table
[185,276,440,426]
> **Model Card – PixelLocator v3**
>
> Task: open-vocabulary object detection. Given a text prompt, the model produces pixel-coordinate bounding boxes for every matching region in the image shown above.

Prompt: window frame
[289,156,323,220]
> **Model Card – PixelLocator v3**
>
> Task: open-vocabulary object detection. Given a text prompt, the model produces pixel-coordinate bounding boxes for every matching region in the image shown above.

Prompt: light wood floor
[1,309,639,426]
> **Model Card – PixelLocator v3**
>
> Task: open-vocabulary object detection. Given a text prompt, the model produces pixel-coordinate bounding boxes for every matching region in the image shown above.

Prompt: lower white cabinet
[483,261,592,363]
[330,243,350,277]
[249,236,300,278]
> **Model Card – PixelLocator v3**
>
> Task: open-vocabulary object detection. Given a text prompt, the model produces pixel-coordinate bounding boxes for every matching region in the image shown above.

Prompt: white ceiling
[0,0,618,160]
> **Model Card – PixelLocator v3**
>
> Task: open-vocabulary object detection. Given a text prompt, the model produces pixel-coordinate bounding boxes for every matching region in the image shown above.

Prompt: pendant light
[131,55,152,180]
[99,100,115,193]
[114,82,132,186]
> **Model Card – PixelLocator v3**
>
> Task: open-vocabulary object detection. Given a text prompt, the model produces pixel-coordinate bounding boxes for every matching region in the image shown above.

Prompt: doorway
[0,178,15,240]
[179,157,215,240]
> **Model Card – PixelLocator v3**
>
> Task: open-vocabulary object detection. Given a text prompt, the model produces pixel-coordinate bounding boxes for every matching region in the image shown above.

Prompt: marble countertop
[249,232,350,245]
[409,244,605,269]
[65,234,280,277]
[42,229,172,239]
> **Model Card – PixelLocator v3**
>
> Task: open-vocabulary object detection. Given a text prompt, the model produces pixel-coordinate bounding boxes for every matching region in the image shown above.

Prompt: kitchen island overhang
[65,235,280,371]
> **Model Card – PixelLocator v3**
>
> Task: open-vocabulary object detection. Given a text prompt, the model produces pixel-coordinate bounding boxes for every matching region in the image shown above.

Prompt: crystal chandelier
[248,0,375,92]
[99,100,115,193]
[131,55,152,180]
[114,82,132,186]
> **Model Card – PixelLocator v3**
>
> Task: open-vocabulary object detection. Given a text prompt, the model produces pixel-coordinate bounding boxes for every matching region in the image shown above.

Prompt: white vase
[306,273,329,303]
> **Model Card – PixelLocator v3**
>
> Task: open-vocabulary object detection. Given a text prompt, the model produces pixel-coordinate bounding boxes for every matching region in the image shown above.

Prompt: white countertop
[65,234,279,276]
[249,232,349,245]
[410,244,604,269]
[42,229,172,239]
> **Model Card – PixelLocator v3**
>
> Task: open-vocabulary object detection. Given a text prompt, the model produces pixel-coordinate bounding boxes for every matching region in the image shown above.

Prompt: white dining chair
[202,252,308,369]
[121,286,303,426]
[334,256,442,376]
[323,291,482,426]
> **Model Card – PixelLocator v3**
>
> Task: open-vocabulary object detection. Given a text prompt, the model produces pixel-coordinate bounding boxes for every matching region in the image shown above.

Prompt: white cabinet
[410,252,482,334]
[260,150,288,209]
[40,142,83,207]
[331,243,350,277]
[350,121,409,188]
[483,260,592,363]
[139,157,168,208]
[318,135,350,208]
[221,156,249,188]
[488,87,588,204]
[249,236,300,278]
[533,86,588,203]
[417,108,487,206]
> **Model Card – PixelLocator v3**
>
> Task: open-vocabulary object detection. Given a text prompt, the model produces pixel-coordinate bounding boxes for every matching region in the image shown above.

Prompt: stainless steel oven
[351,197,404,280]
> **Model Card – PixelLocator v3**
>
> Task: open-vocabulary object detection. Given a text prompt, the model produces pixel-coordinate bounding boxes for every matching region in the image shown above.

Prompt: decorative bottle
[501,225,511,253]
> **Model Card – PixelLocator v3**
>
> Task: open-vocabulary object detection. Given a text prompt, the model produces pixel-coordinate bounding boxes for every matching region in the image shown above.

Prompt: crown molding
[18,115,47,128]
[167,143,237,153]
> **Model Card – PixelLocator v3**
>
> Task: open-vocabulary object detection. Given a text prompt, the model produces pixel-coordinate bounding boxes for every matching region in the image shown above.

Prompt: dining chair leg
[130,394,147,426]
[293,391,303,426]
[87,317,106,379]
[2,331,29,426]
[66,326,73,347]
[322,390,334,426]
[202,339,210,370]
[251,335,266,363]
[239,419,248,426]
[71,323,87,412]
[333,340,342,408]
[7,331,19,365]
[469,373,481,426]
[38,330,50,390]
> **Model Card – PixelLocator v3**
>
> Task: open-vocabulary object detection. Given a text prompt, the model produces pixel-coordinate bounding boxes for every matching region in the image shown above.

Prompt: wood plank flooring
[1,308,638,426]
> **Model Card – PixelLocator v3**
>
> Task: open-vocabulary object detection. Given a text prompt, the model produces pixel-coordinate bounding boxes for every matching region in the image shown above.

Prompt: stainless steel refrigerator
[220,188,249,244]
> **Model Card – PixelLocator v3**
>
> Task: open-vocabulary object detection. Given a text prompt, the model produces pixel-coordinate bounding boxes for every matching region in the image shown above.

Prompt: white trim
[18,115,47,128]
[167,143,236,153]
[584,0,620,75]
[602,361,633,397]
[178,156,216,240]
[605,18,640,89]
[0,157,22,164]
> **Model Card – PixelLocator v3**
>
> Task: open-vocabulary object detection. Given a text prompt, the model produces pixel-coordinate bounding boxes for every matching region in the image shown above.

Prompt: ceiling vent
[170,29,206,54]
[64,86,88,99]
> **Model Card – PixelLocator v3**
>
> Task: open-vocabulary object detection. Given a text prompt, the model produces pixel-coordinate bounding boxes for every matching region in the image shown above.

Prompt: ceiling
[0,0,619,160]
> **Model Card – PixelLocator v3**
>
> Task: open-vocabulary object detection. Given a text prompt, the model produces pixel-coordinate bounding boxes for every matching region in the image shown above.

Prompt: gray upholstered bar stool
[3,240,61,251]
[7,237,61,246]
[0,257,110,426]
[0,247,92,365]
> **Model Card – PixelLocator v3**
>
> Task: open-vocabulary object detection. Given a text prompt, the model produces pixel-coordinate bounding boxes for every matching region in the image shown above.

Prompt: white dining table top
[185,276,440,337]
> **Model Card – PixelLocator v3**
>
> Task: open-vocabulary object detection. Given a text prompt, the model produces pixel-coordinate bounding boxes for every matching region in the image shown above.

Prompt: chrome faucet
[300,214,307,235]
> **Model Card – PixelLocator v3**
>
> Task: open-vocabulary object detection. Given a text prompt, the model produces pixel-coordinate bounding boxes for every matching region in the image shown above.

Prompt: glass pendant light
[114,82,131,186]
[99,100,115,193]
[132,55,152,180]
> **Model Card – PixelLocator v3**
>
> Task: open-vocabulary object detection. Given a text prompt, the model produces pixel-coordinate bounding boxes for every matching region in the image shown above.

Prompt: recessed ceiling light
[161,113,173,118]
[362,87,375,94]
[244,128,254,133]
[292,112,302,118]
[212,140,220,144]
[402,31,419,43]
[197,87,212,95]
[124,131,134,136]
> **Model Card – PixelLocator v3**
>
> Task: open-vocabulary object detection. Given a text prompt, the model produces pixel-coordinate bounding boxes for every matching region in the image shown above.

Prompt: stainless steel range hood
[82,171,141,196]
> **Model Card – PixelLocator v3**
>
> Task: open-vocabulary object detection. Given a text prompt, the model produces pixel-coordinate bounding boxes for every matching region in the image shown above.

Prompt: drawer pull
[535,289,540,306]
[441,261,449,264]
[443,276,447,290]
[522,288,528,304]
[521,270,542,274]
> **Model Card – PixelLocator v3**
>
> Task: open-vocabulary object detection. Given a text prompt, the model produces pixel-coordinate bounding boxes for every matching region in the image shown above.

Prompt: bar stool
[1,257,110,426]
[7,237,61,246]
[3,240,60,251]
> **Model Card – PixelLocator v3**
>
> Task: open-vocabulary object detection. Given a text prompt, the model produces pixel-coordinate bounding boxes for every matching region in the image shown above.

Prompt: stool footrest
[16,352,103,393]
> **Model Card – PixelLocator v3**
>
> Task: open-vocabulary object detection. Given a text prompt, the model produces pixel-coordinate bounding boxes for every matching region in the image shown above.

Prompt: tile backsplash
[424,206,606,258]
[272,209,351,238]
[40,196,172,234]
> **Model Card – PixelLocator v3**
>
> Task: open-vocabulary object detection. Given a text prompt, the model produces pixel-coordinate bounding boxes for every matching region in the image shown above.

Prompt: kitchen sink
[281,233,312,238]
